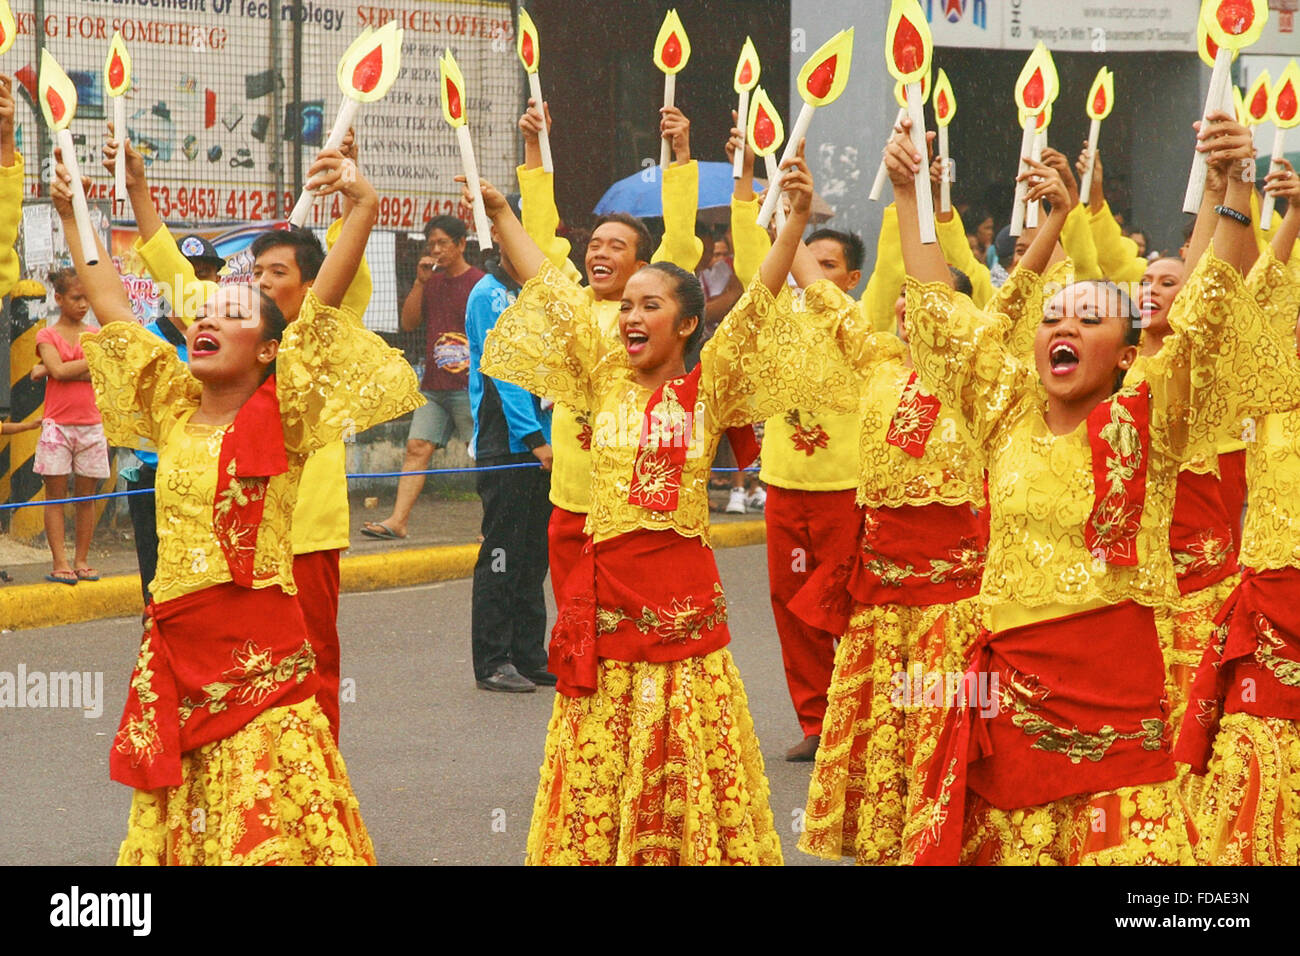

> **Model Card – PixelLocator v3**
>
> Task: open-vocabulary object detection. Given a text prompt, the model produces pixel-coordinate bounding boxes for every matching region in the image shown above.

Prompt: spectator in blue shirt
[466,206,555,693]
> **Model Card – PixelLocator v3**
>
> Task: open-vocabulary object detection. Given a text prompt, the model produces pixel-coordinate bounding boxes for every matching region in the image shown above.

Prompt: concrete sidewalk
[0,488,767,632]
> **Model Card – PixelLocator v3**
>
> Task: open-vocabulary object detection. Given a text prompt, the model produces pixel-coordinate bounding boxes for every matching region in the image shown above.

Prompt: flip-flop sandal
[74,568,100,581]
[46,571,78,585]
[360,522,405,540]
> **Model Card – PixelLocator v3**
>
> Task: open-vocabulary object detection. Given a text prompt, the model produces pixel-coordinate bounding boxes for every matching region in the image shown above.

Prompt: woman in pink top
[34,268,108,584]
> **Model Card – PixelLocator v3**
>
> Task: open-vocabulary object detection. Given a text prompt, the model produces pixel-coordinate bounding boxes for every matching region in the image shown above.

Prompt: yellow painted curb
[0,520,767,632]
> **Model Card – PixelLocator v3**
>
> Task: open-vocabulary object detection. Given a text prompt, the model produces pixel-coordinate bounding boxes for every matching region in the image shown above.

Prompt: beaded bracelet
[1214,204,1250,226]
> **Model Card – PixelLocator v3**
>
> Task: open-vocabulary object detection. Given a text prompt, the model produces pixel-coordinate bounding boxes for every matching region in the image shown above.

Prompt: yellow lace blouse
[905,252,1298,619]
[83,291,423,602]
[809,282,986,509]
[480,260,858,545]
[1239,248,1300,572]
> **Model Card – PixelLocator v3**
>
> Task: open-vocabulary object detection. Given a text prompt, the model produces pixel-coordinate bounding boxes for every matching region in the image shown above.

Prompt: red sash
[1169,467,1239,594]
[885,371,944,458]
[548,529,730,697]
[111,582,319,790]
[627,366,756,511]
[787,502,986,636]
[1083,383,1150,567]
[1174,567,1300,774]
[212,374,290,587]
[911,602,1173,865]
[1217,448,1247,557]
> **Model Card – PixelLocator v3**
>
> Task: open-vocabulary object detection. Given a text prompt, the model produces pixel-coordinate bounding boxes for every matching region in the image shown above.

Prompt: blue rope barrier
[0,461,760,513]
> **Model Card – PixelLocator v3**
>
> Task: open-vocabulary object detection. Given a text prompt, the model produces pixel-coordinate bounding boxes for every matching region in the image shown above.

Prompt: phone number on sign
[86,184,466,228]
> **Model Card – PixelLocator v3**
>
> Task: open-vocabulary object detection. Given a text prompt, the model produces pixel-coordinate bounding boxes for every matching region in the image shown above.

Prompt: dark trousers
[471,454,552,680]
[127,467,159,605]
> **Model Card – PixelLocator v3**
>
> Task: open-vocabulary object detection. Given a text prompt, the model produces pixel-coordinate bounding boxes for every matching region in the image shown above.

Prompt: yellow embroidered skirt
[947,780,1198,865]
[798,598,983,865]
[525,649,783,865]
[117,698,375,866]
[1157,575,1240,735]
[1188,712,1300,866]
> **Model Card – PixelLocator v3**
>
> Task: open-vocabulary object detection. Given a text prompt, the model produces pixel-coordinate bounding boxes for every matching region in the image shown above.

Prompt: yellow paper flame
[885,1,930,86]
[440,49,468,128]
[653,9,691,75]
[932,68,955,126]
[104,31,133,97]
[1085,67,1113,121]
[798,27,854,106]
[734,36,760,93]
[337,21,403,103]
[746,85,784,157]
[39,49,78,131]
[1272,59,1300,129]
[0,0,16,57]
[892,68,931,109]
[1201,0,1268,51]
[517,8,541,74]
[1244,70,1271,125]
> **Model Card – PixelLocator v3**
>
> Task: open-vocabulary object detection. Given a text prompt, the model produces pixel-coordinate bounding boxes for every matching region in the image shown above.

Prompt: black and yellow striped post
[4,284,47,542]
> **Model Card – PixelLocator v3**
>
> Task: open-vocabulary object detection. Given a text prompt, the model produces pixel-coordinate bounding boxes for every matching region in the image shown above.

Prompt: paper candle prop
[875,2,935,241]
[1184,0,1269,213]
[933,68,956,214]
[104,32,132,207]
[0,1,15,56]
[869,69,929,202]
[516,8,553,174]
[1079,67,1113,201]
[288,21,403,227]
[1244,70,1271,126]
[1261,61,1299,225]
[757,27,853,229]
[653,9,691,170]
[40,51,98,266]
[1025,104,1054,228]
[732,36,760,180]
[746,86,786,231]
[441,50,491,251]
[1009,43,1054,236]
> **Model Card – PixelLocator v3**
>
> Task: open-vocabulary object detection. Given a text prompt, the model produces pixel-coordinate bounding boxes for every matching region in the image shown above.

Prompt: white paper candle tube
[764,154,787,231]
[1026,125,1045,228]
[289,97,361,227]
[1079,117,1101,202]
[1261,127,1287,226]
[56,129,99,267]
[659,73,675,170]
[457,125,492,250]
[528,72,553,173]
[1009,115,1038,237]
[732,88,749,180]
[757,102,815,228]
[114,97,127,204]
[938,124,951,214]
[1184,46,1233,214]
[905,83,936,245]
[870,107,908,202]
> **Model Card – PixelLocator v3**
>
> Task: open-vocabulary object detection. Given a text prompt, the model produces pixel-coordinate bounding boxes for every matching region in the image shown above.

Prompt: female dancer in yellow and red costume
[784,158,1079,865]
[54,149,422,865]
[475,146,859,865]
[886,113,1300,866]
[1175,160,1300,866]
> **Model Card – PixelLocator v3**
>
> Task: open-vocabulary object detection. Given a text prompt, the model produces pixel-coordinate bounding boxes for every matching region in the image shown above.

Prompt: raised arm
[51,153,136,326]
[106,128,165,244]
[1264,159,1300,263]
[759,141,812,295]
[652,106,703,270]
[516,98,581,280]
[727,117,770,286]
[462,175,547,283]
[0,75,22,299]
[305,148,378,309]
[1077,145,1147,284]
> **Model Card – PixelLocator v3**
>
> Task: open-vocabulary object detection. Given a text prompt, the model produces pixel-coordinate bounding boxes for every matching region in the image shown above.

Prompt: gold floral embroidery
[1173,532,1230,578]
[596,583,727,645]
[179,640,317,726]
[114,634,164,768]
[1253,619,1300,688]
[785,409,830,456]
[1001,670,1166,763]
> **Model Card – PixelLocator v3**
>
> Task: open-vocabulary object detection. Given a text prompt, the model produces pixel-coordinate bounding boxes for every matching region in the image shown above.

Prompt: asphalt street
[0,543,842,866]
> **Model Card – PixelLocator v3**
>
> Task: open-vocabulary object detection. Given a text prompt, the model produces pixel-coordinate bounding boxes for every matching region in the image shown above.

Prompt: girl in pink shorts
[34,268,107,584]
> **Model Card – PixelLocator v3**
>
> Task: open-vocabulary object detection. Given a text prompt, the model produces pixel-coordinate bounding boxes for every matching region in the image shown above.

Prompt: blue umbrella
[593,161,764,217]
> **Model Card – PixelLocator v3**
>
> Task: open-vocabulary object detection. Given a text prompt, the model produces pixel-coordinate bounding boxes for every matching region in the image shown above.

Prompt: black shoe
[476,664,536,693]
[519,668,557,686]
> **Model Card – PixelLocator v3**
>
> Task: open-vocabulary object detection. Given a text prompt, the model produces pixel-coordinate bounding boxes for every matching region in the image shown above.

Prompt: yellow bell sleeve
[652,160,703,271]
[986,263,1045,364]
[1060,205,1102,281]
[481,258,606,412]
[863,204,906,333]
[81,323,202,449]
[0,152,24,299]
[517,164,584,285]
[701,277,859,429]
[936,207,993,307]
[806,275,907,377]
[730,195,770,286]
[904,277,1032,450]
[1144,251,1300,463]
[278,289,423,455]
[1245,244,1300,340]
[134,227,219,327]
[1088,201,1146,285]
